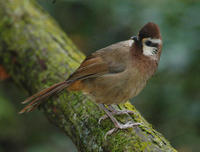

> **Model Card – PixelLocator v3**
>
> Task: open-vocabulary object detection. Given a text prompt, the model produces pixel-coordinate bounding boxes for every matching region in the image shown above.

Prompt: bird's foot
[98,104,141,139]
[105,121,141,139]
[98,107,134,124]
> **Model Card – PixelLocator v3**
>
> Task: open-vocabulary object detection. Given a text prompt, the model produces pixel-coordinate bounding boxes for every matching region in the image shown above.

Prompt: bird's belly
[82,70,147,105]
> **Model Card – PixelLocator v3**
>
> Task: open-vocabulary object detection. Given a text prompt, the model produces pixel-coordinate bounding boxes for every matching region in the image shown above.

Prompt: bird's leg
[98,105,134,123]
[98,104,140,138]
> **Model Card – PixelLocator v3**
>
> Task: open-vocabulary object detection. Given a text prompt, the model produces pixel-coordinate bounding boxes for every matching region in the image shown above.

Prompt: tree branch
[0,0,176,151]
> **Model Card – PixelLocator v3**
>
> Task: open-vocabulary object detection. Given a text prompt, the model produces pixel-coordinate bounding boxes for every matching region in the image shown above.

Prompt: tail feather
[21,82,66,104]
[19,81,69,114]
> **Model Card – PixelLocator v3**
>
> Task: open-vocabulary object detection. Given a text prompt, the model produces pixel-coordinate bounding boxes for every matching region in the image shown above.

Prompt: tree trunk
[0,0,177,151]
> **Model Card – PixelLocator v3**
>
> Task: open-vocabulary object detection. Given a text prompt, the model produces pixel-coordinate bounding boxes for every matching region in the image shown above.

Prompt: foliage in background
[0,0,199,151]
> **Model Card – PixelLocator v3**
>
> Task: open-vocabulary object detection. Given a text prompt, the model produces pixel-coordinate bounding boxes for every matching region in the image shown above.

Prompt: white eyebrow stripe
[149,38,162,44]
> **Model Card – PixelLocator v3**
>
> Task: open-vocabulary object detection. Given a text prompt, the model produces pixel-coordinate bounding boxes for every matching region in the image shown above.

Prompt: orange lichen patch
[53,107,58,113]
[0,65,10,80]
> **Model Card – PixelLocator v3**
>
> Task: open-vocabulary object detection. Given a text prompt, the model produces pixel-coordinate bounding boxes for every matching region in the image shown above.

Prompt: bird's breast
[81,68,148,105]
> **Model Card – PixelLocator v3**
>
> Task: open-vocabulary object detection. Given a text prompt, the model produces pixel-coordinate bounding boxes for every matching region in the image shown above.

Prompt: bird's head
[131,22,162,60]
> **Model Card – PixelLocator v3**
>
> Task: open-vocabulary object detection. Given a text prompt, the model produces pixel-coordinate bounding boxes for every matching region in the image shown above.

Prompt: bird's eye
[145,40,152,46]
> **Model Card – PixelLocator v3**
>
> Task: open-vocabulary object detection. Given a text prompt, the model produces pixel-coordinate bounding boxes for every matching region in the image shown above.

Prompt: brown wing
[66,55,109,91]
[67,40,131,91]
[68,55,109,81]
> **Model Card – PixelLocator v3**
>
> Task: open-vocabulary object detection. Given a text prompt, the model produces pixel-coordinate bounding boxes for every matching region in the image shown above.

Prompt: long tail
[19,81,70,114]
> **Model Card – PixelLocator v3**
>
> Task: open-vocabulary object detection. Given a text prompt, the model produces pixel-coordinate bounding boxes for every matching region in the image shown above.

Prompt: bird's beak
[131,36,138,42]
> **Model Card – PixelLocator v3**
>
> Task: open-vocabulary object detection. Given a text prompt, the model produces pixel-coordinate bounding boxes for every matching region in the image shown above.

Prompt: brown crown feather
[138,22,161,40]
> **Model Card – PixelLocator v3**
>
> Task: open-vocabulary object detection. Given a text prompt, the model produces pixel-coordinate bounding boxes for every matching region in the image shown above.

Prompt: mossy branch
[0,0,177,151]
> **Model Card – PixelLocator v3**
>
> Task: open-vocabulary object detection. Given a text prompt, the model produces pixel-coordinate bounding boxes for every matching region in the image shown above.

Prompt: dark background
[0,0,200,151]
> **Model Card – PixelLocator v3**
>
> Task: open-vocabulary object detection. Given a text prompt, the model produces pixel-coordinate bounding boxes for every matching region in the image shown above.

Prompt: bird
[19,22,162,136]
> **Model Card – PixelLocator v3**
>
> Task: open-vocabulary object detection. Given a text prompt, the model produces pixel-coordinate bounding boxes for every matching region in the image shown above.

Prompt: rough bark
[0,0,177,151]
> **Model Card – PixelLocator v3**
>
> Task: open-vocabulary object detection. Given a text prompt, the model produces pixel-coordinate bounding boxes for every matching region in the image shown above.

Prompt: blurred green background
[0,0,200,151]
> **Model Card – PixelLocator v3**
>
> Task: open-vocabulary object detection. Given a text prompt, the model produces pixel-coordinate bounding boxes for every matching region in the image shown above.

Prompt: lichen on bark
[0,0,177,151]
